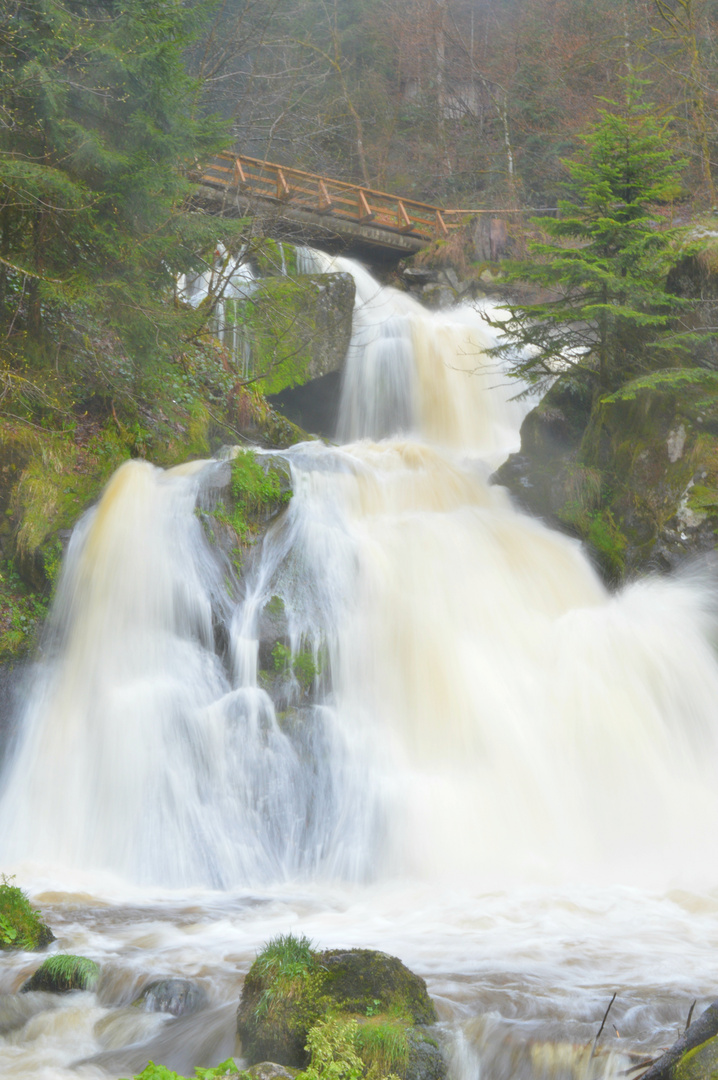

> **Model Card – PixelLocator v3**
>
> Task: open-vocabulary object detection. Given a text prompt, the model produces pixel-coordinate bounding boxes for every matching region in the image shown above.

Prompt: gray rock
[135,977,208,1017]
[247,1064,297,1080]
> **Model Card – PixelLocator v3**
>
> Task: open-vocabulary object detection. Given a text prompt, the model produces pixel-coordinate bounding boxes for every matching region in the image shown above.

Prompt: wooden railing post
[276,168,290,201]
[396,200,412,233]
[358,190,373,222]
[232,158,247,187]
[318,179,333,213]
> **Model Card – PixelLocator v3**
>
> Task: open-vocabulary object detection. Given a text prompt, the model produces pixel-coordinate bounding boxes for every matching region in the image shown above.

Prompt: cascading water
[2,253,718,1080]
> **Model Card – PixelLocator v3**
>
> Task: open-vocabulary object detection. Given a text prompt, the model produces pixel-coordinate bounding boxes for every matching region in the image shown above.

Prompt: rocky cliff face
[493,239,718,582]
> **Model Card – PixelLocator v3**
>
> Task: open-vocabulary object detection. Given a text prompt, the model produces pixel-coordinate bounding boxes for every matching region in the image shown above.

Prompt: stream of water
[1,255,718,1080]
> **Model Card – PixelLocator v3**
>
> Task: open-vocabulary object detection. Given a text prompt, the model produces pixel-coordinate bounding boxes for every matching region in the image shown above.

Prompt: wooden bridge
[194,153,479,259]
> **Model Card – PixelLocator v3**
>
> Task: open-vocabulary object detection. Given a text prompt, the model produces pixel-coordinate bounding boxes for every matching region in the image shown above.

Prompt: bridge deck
[195,153,478,257]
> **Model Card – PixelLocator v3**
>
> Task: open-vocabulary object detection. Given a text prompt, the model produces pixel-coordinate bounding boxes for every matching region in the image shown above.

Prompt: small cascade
[298,247,525,457]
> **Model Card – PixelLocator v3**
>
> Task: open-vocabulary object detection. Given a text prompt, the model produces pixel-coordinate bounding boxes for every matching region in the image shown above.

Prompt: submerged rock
[237,935,444,1080]
[22,954,99,993]
[134,977,208,1017]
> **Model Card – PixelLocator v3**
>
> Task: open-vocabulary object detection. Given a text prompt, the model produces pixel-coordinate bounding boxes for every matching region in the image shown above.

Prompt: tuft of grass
[355,1019,409,1077]
[255,932,316,1018]
[23,953,99,993]
[0,875,54,951]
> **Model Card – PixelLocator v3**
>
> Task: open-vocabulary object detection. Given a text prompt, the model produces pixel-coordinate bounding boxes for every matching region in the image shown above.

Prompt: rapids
[1,253,718,1079]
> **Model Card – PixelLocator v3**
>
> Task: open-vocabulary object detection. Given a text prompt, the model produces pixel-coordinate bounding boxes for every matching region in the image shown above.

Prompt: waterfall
[298,247,525,455]
[2,254,718,895]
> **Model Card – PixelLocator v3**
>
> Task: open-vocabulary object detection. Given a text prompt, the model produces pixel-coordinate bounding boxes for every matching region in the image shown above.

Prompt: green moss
[187,401,211,458]
[0,876,54,951]
[675,1034,718,1080]
[587,509,627,577]
[10,423,132,591]
[0,559,49,662]
[272,642,322,693]
[252,238,298,278]
[265,594,285,618]
[23,953,99,993]
[687,483,718,512]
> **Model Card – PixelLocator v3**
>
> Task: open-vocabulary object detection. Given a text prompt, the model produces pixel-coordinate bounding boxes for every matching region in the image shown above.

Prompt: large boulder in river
[237,935,444,1080]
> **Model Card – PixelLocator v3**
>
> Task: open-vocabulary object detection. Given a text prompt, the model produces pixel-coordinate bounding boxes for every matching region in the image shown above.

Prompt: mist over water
[2,253,718,1079]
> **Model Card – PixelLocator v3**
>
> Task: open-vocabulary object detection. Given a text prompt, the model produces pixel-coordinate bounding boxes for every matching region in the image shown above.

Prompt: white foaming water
[2,255,718,1079]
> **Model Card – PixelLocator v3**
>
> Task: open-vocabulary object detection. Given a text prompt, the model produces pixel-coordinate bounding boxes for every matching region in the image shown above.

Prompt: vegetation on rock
[237,935,442,1080]
[125,1059,247,1080]
[237,273,355,396]
[0,875,54,951]
[22,953,99,993]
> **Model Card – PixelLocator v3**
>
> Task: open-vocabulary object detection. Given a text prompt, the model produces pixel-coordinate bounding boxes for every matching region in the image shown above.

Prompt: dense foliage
[0,874,54,950]
[0,0,233,383]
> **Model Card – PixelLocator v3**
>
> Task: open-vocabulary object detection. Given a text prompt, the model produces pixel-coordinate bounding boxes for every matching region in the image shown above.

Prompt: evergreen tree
[488,77,695,397]
[0,0,230,375]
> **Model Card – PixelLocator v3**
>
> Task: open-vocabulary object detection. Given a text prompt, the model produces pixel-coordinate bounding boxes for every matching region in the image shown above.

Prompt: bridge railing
[198,153,463,241]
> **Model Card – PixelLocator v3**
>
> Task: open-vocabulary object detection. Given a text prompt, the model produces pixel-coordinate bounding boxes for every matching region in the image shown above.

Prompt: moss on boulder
[22,954,99,993]
[235,273,355,395]
[0,875,54,952]
[495,370,718,581]
[237,935,442,1080]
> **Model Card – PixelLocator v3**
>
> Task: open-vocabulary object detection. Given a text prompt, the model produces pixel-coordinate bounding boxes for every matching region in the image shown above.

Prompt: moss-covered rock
[494,371,718,581]
[675,1034,718,1080]
[250,239,299,278]
[235,273,355,395]
[237,935,441,1079]
[0,876,54,952]
[22,954,99,993]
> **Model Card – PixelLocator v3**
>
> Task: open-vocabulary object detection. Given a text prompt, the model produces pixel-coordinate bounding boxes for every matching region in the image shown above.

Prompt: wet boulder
[22,954,99,993]
[134,977,208,1017]
[237,934,445,1080]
